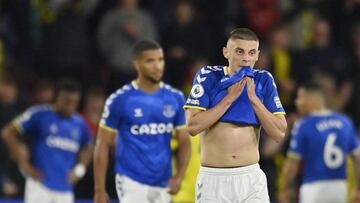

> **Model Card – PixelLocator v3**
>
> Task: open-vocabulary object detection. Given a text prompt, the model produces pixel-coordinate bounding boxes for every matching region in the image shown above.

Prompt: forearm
[175,137,191,179]
[93,141,110,192]
[78,145,93,166]
[353,153,360,190]
[1,124,26,163]
[71,145,93,179]
[250,97,287,142]
[280,158,299,191]
[187,97,233,135]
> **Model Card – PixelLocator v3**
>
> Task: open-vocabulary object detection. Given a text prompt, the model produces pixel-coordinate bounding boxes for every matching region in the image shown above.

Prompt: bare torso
[201,122,260,167]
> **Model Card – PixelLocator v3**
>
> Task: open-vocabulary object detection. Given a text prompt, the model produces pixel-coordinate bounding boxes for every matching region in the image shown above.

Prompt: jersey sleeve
[287,120,305,160]
[183,67,212,111]
[174,92,187,129]
[99,94,121,133]
[347,120,360,154]
[12,107,41,136]
[263,72,286,115]
[81,121,93,146]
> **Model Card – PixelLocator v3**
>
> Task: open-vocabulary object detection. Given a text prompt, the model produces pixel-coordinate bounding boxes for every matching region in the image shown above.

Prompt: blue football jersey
[287,112,360,184]
[184,66,285,125]
[99,81,186,187]
[13,105,92,191]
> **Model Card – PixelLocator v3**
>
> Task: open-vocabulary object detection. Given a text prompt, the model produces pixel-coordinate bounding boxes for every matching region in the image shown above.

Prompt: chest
[122,94,179,124]
[37,117,82,141]
[210,78,266,106]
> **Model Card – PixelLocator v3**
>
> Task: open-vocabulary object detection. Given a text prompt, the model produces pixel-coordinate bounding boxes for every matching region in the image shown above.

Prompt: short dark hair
[228,28,259,42]
[55,78,81,96]
[133,40,162,58]
[301,82,324,96]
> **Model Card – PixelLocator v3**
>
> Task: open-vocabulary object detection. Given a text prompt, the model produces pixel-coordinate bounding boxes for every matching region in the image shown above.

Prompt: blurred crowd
[0,0,360,202]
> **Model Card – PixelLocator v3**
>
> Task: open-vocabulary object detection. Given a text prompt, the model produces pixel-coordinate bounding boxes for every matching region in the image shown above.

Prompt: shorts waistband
[199,163,259,175]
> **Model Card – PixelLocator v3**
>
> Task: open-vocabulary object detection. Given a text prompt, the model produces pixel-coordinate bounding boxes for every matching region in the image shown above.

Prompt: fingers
[167,177,181,194]
[21,162,43,180]
[230,78,246,91]
[245,77,254,86]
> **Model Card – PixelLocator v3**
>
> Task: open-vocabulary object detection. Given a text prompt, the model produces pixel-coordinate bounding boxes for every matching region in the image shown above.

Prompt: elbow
[273,131,286,143]
[1,125,10,141]
[187,123,201,136]
[275,121,288,143]
[1,128,5,140]
[187,127,199,137]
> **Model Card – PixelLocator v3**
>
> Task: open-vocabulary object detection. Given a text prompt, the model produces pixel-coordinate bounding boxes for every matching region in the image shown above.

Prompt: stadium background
[0,0,360,202]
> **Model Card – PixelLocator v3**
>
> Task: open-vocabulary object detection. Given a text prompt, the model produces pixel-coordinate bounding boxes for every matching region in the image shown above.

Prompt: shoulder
[162,83,185,98]
[332,112,354,126]
[25,104,53,116]
[194,65,226,85]
[14,105,52,123]
[72,113,88,125]
[292,118,311,135]
[253,68,278,89]
[253,68,274,80]
[106,83,133,104]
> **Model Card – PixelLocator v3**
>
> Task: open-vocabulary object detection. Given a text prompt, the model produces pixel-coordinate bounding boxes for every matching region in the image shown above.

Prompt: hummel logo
[201,68,211,75]
[197,75,206,83]
[134,108,143,117]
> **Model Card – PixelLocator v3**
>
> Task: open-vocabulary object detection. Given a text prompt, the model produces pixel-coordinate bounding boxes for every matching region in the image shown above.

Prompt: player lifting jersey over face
[185,28,287,203]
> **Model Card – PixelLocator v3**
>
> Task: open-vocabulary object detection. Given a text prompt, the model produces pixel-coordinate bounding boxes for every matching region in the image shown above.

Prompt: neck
[309,103,328,114]
[228,66,241,76]
[136,78,160,93]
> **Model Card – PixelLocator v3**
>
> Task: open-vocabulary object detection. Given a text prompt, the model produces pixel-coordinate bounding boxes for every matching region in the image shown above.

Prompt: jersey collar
[131,80,164,90]
[309,110,332,116]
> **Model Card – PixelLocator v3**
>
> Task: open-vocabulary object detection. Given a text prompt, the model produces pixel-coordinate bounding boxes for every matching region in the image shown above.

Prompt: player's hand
[226,78,247,102]
[277,188,293,203]
[351,190,360,203]
[68,171,80,185]
[245,77,257,101]
[94,190,110,203]
[167,175,182,194]
[19,161,43,181]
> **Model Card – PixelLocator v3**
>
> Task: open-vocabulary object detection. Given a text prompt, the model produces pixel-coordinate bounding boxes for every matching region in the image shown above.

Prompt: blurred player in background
[184,28,287,202]
[1,78,93,203]
[278,82,360,203]
[94,40,191,203]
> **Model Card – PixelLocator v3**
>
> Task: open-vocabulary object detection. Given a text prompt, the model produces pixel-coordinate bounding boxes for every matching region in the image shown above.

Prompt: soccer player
[94,40,191,203]
[278,82,360,203]
[1,78,93,203]
[184,28,287,202]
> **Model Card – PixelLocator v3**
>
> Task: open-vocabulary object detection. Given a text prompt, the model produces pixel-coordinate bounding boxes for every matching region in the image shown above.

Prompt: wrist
[249,94,260,104]
[223,95,236,105]
[73,163,86,178]
[18,159,30,168]
[94,187,107,193]
[174,172,185,180]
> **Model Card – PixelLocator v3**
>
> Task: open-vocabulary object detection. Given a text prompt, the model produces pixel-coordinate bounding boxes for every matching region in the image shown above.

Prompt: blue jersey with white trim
[184,66,285,125]
[100,81,186,187]
[13,105,92,191]
[287,112,360,184]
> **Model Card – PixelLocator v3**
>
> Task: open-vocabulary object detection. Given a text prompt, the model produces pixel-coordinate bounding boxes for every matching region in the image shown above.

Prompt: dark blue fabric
[185,66,285,125]
[221,66,254,89]
[217,66,258,125]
